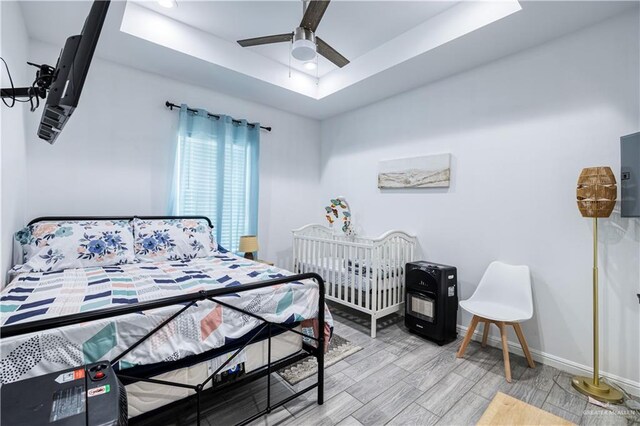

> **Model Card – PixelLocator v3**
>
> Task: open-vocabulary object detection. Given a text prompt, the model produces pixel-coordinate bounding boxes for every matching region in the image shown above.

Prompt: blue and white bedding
[0,252,332,384]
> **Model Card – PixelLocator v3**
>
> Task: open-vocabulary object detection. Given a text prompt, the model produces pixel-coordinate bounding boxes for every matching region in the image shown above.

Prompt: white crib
[292,224,416,338]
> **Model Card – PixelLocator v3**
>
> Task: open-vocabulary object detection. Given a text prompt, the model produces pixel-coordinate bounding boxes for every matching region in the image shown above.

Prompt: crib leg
[370,316,377,339]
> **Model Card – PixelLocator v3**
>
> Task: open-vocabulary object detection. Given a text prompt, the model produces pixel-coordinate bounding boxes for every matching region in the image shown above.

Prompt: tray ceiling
[139,1,460,78]
[120,0,523,98]
[19,1,638,119]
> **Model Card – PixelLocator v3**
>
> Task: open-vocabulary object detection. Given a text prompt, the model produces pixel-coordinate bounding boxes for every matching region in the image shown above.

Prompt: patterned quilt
[0,253,332,384]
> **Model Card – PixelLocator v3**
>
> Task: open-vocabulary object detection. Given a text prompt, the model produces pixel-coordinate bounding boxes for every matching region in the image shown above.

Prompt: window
[171,106,259,252]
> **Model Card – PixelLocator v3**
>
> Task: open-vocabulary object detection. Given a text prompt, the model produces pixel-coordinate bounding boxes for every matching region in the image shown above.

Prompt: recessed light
[304,61,317,70]
[157,0,177,9]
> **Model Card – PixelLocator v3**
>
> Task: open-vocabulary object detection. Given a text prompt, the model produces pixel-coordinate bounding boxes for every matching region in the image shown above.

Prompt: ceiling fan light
[292,39,316,61]
[157,0,177,9]
[291,27,317,62]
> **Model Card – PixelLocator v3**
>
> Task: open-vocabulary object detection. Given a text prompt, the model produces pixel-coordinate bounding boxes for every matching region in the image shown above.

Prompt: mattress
[0,253,332,384]
[126,326,302,418]
[298,257,402,292]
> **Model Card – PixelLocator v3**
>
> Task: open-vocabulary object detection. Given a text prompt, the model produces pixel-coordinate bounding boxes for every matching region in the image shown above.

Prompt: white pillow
[13,220,136,273]
[133,218,215,262]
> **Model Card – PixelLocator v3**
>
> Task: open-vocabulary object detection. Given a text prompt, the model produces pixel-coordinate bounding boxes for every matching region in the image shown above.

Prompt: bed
[293,224,416,338]
[1,216,331,425]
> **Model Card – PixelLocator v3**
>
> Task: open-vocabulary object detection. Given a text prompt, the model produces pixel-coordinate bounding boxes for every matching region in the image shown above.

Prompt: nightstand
[257,259,274,266]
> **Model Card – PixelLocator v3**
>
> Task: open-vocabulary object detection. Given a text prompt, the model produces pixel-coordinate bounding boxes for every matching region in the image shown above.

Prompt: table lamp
[572,166,623,403]
[239,235,259,260]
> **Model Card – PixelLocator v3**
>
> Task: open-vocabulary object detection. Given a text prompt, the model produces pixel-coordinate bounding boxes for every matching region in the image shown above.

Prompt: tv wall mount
[1,62,56,112]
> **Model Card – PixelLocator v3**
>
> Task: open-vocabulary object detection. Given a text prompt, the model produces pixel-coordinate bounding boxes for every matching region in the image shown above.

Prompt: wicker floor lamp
[573,166,623,403]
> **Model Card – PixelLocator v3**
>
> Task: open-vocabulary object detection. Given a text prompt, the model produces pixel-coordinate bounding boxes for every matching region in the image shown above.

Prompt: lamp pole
[592,217,599,387]
[571,167,622,403]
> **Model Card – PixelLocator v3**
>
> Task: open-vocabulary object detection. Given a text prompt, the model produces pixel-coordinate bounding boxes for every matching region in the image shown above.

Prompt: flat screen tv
[37,1,110,144]
[621,132,640,217]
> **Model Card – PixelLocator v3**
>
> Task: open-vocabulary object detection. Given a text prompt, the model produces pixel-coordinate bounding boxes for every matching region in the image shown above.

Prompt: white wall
[0,1,29,284]
[23,40,321,271]
[320,13,640,390]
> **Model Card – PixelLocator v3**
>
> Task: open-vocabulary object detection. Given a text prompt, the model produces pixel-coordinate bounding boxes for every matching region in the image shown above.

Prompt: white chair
[456,261,535,382]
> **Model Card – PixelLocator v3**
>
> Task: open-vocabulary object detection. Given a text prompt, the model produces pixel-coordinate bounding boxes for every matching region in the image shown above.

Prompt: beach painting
[378,154,451,189]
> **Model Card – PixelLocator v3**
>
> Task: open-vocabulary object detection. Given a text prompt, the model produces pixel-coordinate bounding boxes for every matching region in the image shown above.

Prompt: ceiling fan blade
[300,0,330,32]
[316,37,349,68]
[237,33,293,47]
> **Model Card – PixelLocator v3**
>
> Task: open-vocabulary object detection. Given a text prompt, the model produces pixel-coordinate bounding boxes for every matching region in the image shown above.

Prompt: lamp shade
[577,167,617,218]
[238,235,259,253]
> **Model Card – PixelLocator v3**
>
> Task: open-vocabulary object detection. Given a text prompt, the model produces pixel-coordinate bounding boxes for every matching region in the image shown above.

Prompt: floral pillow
[13,220,136,273]
[133,218,215,262]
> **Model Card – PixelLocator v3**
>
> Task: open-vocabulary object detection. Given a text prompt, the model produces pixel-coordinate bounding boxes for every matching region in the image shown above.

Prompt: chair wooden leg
[481,321,490,348]
[457,315,480,358]
[513,323,535,368]
[498,322,512,382]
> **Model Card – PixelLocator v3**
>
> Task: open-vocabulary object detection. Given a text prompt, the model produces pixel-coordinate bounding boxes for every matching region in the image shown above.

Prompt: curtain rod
[165,101,272,132]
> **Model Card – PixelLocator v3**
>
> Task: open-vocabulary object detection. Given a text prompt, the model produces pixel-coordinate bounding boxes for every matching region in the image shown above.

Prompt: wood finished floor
[155,305,639,426]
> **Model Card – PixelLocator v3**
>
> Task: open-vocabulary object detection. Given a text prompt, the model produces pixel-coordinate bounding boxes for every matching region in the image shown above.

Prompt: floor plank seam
[428,384,485,424]
[384,391,424,425]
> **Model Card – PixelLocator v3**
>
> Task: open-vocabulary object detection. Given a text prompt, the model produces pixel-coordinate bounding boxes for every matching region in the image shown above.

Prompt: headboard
[28,215,214,228]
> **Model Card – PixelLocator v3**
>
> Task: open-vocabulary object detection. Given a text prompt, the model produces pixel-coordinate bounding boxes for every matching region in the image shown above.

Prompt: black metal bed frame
[2,216,326,426]
[27,215,215,228]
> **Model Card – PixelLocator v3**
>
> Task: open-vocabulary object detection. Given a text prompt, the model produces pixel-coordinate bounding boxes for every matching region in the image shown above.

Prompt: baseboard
[456,324,640,397]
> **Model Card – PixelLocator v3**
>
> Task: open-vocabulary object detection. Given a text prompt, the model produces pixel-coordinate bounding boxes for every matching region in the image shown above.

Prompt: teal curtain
[170,104,260,252]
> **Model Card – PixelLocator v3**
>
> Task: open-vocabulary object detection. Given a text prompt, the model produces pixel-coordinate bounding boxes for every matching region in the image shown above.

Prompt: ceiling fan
[236,0,349,68]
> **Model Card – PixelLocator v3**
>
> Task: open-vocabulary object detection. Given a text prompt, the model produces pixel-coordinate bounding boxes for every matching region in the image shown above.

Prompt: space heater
[405,261,458,345]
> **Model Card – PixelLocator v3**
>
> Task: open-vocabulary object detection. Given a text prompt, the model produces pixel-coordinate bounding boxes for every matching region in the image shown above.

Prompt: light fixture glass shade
[238,235,259,253]
[576,167,617,218]
[292,39,316,61]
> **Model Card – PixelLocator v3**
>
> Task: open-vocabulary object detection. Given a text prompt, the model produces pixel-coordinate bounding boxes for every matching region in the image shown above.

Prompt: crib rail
[292,225,416,330]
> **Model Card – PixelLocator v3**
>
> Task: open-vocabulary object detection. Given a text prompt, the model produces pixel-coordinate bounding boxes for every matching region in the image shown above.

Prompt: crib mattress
[298,257,403,292]
[0,253,332,384]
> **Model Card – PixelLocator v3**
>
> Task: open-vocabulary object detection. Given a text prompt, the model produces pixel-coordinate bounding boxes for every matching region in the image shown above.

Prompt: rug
[277,334,362,386]
[478,392,574,425]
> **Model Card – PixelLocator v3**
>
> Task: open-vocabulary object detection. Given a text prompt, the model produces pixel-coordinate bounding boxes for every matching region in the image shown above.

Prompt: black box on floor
[1,361,127,426]
[405,261,458,345]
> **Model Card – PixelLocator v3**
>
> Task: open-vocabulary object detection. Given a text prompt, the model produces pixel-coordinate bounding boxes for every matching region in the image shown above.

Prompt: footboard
[1,274,326,426]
